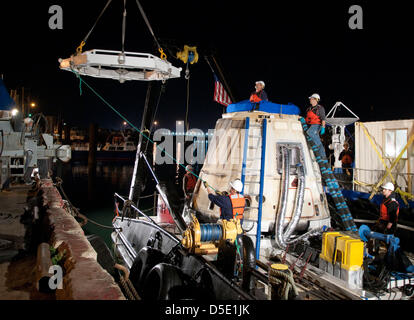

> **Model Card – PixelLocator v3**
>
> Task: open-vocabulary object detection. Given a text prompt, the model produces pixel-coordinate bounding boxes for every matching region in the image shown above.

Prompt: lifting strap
[77,0,113,53]
[121,0,127,54]
[135,0,167,60]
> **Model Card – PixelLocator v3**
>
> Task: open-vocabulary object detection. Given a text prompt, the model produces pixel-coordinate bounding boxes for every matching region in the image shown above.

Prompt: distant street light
[123,121,127,126]
[153,121,158,126]
[11,108,19,116]
[30,102,36,108]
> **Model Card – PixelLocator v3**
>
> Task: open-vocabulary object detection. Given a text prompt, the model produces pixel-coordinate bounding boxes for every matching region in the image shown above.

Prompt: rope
[68,69,218,193]
[77,0,113,53]
[77,73,83,95]
[55,177,121,230]
[268,267,298,300]
[119,276,136,300]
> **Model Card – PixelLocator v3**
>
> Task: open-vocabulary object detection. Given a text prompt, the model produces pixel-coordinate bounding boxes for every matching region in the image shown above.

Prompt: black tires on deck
[129,246,165,296]
[142,263,185,300]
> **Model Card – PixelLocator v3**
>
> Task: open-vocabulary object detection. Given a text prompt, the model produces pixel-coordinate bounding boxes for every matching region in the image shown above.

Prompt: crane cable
[76,0,113,54]
[134,0,167,60]
[185,62,190,133]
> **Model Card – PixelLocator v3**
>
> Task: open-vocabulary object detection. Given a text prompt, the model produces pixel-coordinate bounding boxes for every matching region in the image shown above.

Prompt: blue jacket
[208,194,233,220]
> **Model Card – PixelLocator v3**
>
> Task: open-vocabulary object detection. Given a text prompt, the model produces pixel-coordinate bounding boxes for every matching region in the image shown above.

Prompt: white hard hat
[382,182,395,191]
[185,165,193,171]
[230,179,243,193]
[255,81,265,88]
[309,93,321,101]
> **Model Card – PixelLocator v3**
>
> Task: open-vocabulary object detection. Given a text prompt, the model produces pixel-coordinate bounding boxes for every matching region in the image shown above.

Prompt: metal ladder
[240,117,268,259]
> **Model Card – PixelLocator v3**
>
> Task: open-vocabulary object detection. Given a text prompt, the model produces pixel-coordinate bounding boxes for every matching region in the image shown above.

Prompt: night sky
[1,1,414,132]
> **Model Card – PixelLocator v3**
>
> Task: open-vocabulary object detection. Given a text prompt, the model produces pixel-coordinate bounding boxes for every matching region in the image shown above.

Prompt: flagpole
[210,55,236,103]
[205,56,231,114]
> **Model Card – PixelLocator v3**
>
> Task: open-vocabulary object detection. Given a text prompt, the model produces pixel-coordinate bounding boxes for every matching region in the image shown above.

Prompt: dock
[0,181,125,300]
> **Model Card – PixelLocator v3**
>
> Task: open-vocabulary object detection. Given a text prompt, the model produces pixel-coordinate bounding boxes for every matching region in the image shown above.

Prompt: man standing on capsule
[305,93,327,158]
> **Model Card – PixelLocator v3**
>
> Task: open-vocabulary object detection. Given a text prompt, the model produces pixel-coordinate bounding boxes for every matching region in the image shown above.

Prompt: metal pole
[22,87,25,116]
[211,55,237,103]
[256,119,267,260]
[240,117,250,194]
[129,82,159,205]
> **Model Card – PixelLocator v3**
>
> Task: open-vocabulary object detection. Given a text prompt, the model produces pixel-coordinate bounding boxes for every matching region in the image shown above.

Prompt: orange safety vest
[341,153,353,165]
[250,91,264,103]
[229,193,245,220]
[380,197,399,222]
[305,108,321,125]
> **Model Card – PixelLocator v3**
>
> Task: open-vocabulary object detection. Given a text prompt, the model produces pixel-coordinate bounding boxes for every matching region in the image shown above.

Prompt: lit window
[384,129,407,158]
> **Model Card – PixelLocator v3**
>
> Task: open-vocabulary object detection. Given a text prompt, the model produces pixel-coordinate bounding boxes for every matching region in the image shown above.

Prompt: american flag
[213,74,232,107]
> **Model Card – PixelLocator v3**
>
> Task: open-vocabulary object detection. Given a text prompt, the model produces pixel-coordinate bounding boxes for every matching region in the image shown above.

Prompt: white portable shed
[354,119,414,194]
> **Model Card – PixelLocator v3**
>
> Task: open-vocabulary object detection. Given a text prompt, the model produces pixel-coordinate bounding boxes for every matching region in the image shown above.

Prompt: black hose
[0,130,3,157]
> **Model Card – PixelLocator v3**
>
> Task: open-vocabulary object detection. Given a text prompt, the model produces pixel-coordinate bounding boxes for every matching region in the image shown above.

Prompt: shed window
[384,129,407,159]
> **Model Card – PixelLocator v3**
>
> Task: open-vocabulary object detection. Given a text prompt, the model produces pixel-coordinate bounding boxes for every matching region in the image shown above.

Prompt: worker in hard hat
[372,182,400,235]
[183,165,197,202]
[250,81,268,111]
[203,179,246,223]
[305,93,327,158]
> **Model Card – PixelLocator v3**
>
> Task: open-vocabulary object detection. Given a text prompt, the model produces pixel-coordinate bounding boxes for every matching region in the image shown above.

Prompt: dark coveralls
[339,149,354,178]
[373,194,399,235]
[208,194,234,220]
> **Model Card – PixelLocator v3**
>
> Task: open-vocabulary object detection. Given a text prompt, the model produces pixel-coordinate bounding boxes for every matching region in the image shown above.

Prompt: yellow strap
[353,180,375,187]
[357,122,404,202]
[159,48,167,60]
[76,41,86,54]
[372,134,414,201]
[396,188,414,200]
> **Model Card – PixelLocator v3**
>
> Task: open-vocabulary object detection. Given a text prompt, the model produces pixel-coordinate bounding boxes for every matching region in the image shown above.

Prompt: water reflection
[57,161,188,247]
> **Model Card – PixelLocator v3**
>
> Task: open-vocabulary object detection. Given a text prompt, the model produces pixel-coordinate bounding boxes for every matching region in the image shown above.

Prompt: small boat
[71,133,137,163]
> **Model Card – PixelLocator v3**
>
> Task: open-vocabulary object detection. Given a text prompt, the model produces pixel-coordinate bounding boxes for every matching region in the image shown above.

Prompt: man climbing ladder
[305,94,327,158]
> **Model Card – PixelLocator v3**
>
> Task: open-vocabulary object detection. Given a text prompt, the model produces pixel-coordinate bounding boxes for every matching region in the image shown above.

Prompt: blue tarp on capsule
[226,100,300,115]
[340,189,414,209]
[0,79,15,110]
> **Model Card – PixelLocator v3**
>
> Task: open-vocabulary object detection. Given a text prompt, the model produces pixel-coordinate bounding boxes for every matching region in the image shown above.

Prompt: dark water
[57,162,190,247]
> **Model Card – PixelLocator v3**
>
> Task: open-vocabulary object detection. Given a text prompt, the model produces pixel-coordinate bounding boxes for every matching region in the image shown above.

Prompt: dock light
[11,108,19,117]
